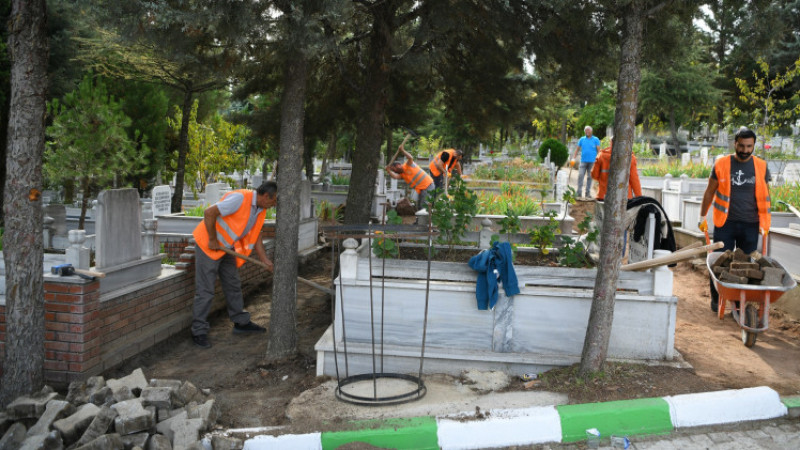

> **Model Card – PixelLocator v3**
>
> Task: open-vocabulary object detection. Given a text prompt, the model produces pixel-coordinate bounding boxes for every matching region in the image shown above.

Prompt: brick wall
[0,244,271,388]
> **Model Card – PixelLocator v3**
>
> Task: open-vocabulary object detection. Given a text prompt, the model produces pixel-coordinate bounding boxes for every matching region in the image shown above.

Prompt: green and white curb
[233,387,788,449]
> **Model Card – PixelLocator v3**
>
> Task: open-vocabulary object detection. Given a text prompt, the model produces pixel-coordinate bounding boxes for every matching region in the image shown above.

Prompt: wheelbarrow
[705,232,797,347]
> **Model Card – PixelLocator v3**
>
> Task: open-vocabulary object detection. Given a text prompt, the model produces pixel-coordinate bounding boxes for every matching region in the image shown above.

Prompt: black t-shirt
[710,156,770,223]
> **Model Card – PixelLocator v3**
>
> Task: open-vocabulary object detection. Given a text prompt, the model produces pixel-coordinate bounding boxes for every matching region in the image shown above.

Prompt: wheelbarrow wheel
[742,303,758,348]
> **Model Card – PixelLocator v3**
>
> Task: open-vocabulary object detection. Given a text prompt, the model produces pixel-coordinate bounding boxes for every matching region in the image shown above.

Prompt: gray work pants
[576,162,594,197]
[191,248,250,336]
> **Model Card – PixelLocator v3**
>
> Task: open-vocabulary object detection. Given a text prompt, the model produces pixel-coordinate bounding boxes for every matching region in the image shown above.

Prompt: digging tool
[217,246,334,296]
[620,241,723,271]
[388,133,413,165]
[51,263,106,280]
[778,200,800,219]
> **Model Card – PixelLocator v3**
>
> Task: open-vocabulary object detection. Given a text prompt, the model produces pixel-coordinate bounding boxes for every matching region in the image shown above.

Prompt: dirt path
[673,261,800,395]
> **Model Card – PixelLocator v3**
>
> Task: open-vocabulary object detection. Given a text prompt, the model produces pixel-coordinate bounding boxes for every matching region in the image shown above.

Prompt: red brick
[46,303,71,313]
[45,331,55,340]
[56,332,82,343]
[46,322,69,332]
[44,360,68,371]
[44,283,74,294]
[45,341,70,351]
[55,293,82,303]
[69,340,98,353]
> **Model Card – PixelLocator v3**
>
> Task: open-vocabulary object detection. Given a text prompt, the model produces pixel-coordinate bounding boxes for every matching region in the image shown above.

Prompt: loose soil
[105,248,800,430]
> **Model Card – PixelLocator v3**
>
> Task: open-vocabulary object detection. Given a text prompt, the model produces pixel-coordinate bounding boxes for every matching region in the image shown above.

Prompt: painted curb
[232,387,787,449]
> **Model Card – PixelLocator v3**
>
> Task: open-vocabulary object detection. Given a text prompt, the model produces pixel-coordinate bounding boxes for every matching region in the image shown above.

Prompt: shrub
[538,138,569,168]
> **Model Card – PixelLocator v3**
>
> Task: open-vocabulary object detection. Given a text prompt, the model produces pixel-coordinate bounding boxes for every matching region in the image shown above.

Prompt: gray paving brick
[745,429,770,440]
[708,432,734,443]
[777,423,800,433]
[632,439,678,449]
[689,433,715,447]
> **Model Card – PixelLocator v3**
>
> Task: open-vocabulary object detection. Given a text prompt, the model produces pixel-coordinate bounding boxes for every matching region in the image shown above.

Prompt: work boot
[192,334,211,349]
[233,321,266,334]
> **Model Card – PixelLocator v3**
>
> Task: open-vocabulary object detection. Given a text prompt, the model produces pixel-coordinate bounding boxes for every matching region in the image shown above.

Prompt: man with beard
[699,127,772,313]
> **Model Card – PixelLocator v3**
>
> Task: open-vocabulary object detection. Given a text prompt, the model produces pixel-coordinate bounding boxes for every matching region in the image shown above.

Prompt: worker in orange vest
[429,148,463,190]
[386,142,435,211]
[591,138,642,201]
[699,127,771,312]
[190,181,278,348]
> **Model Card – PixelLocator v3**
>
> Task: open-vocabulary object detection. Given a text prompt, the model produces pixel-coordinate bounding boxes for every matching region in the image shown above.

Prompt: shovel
[778,200,800,219]
[217,246,334,296]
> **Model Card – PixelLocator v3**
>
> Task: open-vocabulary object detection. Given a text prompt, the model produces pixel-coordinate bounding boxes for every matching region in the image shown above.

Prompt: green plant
[537,138,569,168]
[771,182,800,212]
[639,160,711,178]
[431,174,478,250]
[160,243,175,265]
[317,200,343,222]
[330,172,350,185]
[558,213,598,268]
[371,231,399,258]
[184,204,206,217]
[529,211,560,255]
[385,209,403,225]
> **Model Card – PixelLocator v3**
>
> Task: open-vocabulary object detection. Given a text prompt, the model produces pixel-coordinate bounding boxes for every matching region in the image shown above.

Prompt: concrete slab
[285,374,568,423]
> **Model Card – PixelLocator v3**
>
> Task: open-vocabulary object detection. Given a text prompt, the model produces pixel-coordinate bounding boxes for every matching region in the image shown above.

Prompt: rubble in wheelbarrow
[0,368,229,450]
[710,249,787,287]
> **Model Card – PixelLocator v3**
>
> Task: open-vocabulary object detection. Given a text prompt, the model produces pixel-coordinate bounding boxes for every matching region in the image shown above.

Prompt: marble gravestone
[94,189,162,293]
[205,183,229,206]
[96,189,142,268]
[151,185,172,217]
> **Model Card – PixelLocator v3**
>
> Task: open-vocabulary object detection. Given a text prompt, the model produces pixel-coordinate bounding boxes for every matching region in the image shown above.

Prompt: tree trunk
[267,54,307,358]
[579,0,645,378]
[343,8,392,225]
[669,107,679,155]
[1,0,49,407]
[303,138,314,181]
[78,177,90,230]
[171,89,193,213]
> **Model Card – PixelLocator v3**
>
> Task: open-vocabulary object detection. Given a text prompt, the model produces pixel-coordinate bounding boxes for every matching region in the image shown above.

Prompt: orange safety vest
[429,149,458,177]
[193,190,267,267]
[711,155,771,231]
[592,147,642,200]
[400,161,433,193]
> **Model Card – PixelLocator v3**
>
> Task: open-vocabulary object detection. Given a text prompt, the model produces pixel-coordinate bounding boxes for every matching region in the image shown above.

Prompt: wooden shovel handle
[217,246,334,296]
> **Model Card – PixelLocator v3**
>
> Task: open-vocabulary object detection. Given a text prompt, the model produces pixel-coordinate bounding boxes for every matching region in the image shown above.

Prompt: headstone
[44,204,67,237]
[681,152,690,166]
[659,142,667,159]
[151,185,172,217]
[782,139,794,154]
[142,219,159,257]
[717,129,728,145]
[376,168,386,195]
[300,180,312,220]
[251,173,263,188]
[205,183,229,206]
[141,200,153,221]
[628,213,656,263]
[782,163,800,183]
[95,188,142,269]
[700,147,709,166]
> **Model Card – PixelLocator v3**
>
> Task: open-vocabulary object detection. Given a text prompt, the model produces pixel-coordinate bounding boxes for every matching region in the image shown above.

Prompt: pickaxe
[217,246,334,296]
[778,200,800,219]
[51,263,106,280]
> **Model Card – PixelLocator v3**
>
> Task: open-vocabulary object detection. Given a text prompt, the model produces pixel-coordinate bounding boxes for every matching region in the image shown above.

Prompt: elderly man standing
[191,181,278,348]
[570,126,601,199]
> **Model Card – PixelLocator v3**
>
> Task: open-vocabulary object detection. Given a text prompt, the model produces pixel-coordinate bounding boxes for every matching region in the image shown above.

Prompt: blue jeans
[577,162,594,197]
[712,220,760,254]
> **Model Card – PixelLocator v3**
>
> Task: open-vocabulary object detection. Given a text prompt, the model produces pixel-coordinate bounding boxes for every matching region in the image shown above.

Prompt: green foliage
[498,210,521,236]
[558,213,598,268]
[160,243,175,265]
[431,174,478,249]
[771,182,800,212]
[385,209,403,225]
[184,204,206,217]
[415,135,443,158]
[528,211,560,255]
[733,56,800,145]
[167,100,249,195]
[639,160,711,178]
[329,172,350,186]
[371,231,399,259]
[538,138,569,168]
[475,190,541,216]
[317,200,343,222]
[45,74,145,194]
[469,158,549,183]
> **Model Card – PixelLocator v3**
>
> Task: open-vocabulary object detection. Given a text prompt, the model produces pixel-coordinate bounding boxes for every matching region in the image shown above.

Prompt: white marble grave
[151,185,172,217]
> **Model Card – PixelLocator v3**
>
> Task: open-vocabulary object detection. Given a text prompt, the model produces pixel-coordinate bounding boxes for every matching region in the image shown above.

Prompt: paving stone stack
[710,248,788,287]
[0,368,238,450]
